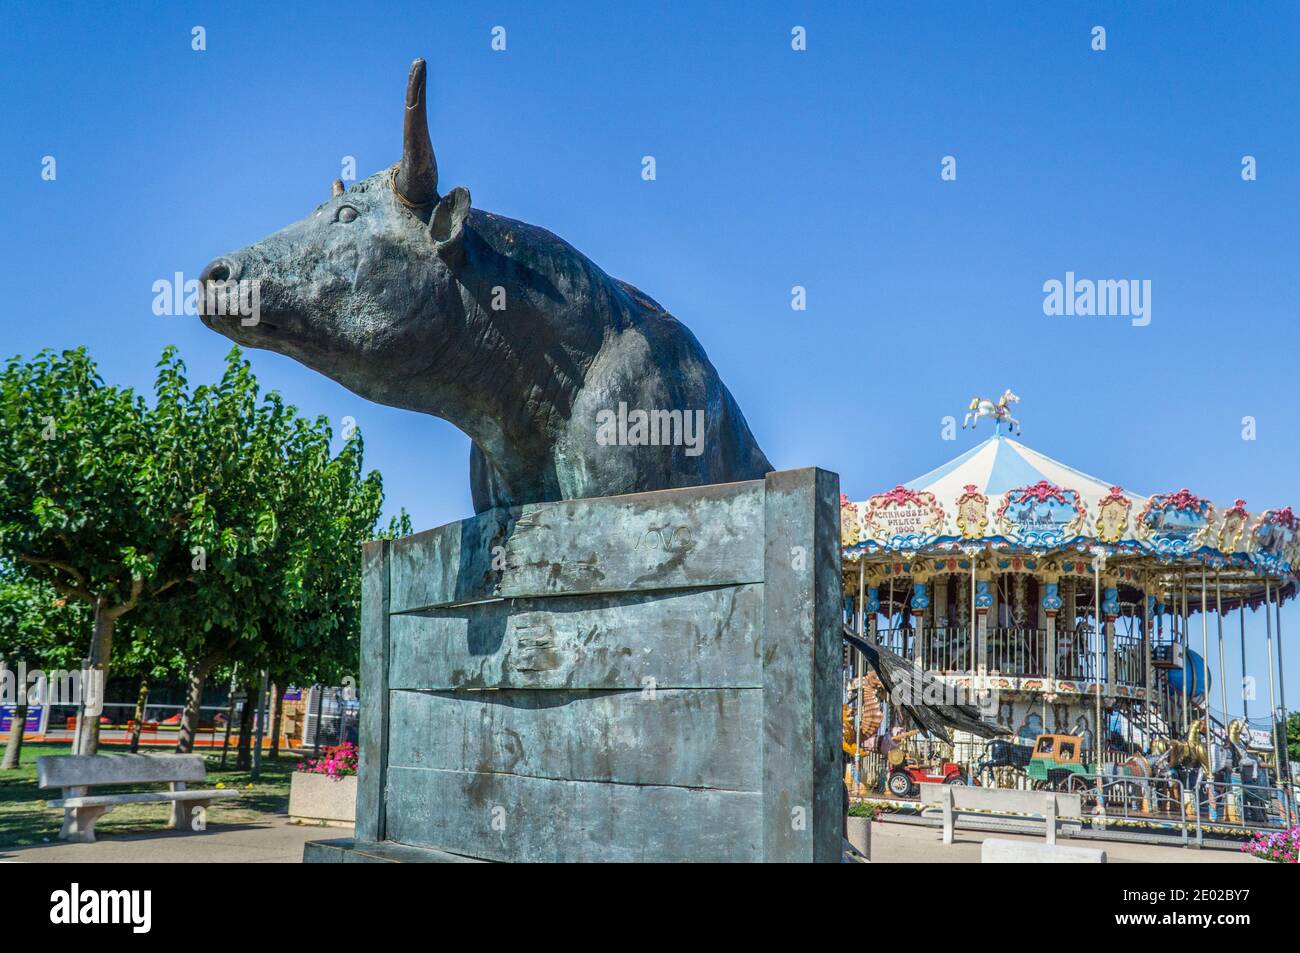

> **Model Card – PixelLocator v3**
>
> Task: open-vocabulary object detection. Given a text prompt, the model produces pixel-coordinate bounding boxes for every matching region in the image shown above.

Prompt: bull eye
[335,205,359,224]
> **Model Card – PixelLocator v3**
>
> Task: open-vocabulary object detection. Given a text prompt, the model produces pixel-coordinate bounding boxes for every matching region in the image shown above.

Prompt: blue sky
[3,1,1298,721]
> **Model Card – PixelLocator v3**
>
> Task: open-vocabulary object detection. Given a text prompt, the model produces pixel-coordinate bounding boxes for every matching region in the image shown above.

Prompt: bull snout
[197,256,253,325]
[199,257,242,284]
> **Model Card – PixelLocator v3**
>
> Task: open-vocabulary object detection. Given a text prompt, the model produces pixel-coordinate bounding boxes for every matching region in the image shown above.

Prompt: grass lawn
[0,742,298,848]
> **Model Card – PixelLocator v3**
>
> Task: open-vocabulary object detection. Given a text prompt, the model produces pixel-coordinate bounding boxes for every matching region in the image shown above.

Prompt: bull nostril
[200,257,238,284]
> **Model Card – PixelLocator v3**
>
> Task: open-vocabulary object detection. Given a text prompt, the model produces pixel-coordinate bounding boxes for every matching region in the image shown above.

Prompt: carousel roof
[900,436,1146,515]
[842,435,1300,586]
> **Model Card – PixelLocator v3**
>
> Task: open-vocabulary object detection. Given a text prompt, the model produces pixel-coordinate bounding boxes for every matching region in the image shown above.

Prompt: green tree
[1,346,406,759]
[216,422,404,770]
[134,351,289,753]
[0,350,194,753]
[0,563,90,767]
[135,352,400,757]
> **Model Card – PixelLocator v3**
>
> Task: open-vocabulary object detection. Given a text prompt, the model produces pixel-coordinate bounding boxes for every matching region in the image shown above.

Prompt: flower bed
[289,744,359,824]
[297,742,358,780]
[1241,826,1298,863]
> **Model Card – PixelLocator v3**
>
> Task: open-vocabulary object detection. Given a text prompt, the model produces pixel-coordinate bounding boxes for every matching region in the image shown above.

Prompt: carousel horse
[1222,718,1262,782]
[1149,719,1213,791]
[1225,719,1250,765]
[1223,719,1267,823]
[963,389,1021,434]
[842,672,885,757]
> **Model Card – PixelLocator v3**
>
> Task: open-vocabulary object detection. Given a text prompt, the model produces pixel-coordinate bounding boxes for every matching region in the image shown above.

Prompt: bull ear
[430,187,470,261]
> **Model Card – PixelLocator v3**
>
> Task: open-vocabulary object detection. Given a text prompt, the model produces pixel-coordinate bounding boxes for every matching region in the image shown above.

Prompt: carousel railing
[876,626,970,672]
[1194,779,1295,839]
[1055,624,1097,682]
[1112,629,1146,688]
[984,625,1045,676]
[874,625,1144,689]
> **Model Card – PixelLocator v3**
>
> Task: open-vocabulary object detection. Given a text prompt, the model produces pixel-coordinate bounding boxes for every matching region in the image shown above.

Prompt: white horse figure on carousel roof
[963,389,1021,435]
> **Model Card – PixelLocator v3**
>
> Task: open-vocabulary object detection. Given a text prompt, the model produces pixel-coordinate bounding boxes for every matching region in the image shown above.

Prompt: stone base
[303,837,486,863]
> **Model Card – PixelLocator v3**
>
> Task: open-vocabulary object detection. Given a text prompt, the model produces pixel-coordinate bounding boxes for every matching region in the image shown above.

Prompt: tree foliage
[0,561,90,671]
[0,346,403,753]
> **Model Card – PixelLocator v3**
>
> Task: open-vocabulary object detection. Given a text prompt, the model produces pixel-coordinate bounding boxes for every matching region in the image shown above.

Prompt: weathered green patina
[305,468,843,863]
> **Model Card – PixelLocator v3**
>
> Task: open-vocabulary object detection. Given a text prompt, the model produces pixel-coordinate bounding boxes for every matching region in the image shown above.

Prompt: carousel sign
[1136,488,1214,557]
[1217,499,1251,555]
[861,485,945,550]
[1249,506,1300,572]
[995,480,1086,548]
[1093,486,1132,544]
[955,484,989,539]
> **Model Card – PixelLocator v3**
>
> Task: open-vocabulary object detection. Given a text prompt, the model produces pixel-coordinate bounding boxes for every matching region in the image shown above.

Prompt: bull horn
[394,58,439,207]
[332,179,345,197]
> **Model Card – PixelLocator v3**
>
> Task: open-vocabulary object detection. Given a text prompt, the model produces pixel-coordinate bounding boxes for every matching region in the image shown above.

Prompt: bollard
[846,816,871,861]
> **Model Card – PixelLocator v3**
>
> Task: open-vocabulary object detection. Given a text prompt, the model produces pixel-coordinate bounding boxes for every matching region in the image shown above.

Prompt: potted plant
[288,742,359,825]
[846,800,883,860]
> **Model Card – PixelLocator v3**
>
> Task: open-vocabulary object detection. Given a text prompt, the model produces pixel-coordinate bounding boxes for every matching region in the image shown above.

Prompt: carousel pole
[1181,569,1190,735]
[1200,567,1211,726]
[1216,571,1228,730]
[1264,576,1281,788]
[1141,577,1153,747]
[1158,581,1168,730]
[1092,548,1104,767]
[1274,583,1291,815]
[968,550,978,676]
[854,560,865,794]
[1240,603,1250,723]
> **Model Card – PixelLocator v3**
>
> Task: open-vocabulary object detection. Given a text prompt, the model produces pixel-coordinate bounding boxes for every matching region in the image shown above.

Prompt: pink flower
[296,743,359,781]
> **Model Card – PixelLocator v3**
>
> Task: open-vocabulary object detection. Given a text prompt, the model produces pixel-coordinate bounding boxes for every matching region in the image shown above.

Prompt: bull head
[198,59,472,412]
[200,58,775,513]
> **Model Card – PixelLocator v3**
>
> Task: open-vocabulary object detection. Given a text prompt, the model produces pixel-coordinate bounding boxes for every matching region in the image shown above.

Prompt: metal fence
[42,702,236,749]
[302,686,359,751]
[1192,779,1295,845]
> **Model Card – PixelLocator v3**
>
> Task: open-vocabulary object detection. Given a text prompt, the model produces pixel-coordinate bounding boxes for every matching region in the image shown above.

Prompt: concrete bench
[981,838,1105,863]
[37,754,240,843]
[919,782,1082,846]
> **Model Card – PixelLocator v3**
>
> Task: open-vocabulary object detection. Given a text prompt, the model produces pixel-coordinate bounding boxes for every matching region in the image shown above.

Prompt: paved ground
[869,818,1258,863]
[0,817,348,863]
[0,815,1261,863]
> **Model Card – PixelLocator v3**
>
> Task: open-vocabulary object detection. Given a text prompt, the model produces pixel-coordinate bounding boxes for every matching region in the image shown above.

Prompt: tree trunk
[235,673,258,771]
[268,682,286,760]
[1,703,26,770]
[128,675,149,753]
[177,654,219,753]
[250,670,269,780]
[76,597,118,756]
[219,664,239,767]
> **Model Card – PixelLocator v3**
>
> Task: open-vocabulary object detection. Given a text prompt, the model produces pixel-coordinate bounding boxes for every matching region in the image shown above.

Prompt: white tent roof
[900,435,1144,512]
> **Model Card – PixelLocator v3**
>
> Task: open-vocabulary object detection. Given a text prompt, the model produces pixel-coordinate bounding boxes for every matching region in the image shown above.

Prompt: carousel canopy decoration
[842,435,1300,574]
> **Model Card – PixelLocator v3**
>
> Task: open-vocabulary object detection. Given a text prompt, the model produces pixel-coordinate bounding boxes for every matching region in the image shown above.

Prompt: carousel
[840,392,1297,824]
